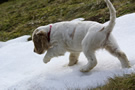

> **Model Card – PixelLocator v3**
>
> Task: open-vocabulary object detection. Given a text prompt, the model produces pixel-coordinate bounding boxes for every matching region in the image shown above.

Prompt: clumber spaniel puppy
[32,0,130,72]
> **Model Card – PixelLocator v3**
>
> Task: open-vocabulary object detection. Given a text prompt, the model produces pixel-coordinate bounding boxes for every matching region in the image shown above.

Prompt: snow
[0,13,135,90]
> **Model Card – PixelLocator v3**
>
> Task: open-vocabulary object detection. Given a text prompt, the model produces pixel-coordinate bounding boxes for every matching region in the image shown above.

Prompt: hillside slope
[0,0,135,41]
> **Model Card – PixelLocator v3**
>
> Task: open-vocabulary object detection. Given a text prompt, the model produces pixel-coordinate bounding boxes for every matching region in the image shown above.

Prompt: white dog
[32,0,130,72]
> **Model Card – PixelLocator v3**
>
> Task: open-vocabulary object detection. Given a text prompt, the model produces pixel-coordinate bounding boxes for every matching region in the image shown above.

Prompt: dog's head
[32,29,50,54]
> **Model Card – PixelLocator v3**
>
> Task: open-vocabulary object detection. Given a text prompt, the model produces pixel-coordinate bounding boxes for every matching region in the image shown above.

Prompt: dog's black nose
[34,49,36,52]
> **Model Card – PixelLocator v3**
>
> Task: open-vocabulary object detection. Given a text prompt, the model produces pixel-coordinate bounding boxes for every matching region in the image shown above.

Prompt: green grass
[94,74,135,90]
[0,0,135,41]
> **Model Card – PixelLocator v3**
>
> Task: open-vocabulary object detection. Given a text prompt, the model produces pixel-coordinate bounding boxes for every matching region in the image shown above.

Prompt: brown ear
[33,30,50,54]
[37,31,50,50]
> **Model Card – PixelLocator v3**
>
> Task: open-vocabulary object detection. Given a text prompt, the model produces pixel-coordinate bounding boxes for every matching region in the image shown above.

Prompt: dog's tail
[102,0,116,34]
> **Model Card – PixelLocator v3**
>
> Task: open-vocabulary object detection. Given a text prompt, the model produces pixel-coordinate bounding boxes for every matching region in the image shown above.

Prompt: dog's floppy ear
[33,30,50,54]
[36,30,50,49]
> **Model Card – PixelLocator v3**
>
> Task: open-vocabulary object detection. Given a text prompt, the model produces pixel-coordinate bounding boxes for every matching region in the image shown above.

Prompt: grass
[0,0,135,41]
[94,74,135,90]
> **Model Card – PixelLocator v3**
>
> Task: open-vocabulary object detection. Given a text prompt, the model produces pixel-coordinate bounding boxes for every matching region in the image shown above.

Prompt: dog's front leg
[43,53,51,63]
[43,45,66,63]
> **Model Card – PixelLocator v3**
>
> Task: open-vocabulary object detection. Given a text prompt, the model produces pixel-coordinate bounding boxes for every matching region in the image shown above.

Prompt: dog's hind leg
[68,52,80,66]
[80,50,97,72]
[105,37,130,68]
[80,38,97,72]
[80,32,98,72]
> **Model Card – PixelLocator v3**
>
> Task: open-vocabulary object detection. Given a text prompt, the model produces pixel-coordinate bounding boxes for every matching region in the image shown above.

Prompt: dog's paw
[80,66,90,72]
[68,60,78,66]
[43,58,50,64]
[44,60,49,63]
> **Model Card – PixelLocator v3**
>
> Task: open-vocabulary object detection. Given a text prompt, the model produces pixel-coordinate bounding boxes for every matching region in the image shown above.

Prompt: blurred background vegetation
[0,0,135,41]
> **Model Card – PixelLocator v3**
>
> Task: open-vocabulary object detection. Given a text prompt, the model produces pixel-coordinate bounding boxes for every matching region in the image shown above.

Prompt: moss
[0,0,135,41]
[94,74,135,90]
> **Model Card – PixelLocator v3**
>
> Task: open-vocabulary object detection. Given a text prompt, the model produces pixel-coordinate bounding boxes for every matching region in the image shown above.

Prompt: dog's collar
[47,25,52,42]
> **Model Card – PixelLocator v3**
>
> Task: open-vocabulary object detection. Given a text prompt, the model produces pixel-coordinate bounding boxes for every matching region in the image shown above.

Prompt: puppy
[32,0,130,72]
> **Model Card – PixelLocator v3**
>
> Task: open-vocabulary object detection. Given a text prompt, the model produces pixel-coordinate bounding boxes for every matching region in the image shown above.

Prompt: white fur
[33,0,130,72]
